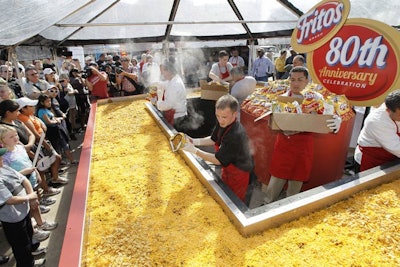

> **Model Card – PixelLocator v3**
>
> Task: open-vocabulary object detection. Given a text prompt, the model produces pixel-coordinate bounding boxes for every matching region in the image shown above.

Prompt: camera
[81,68,92,78]
[115,67,124,74]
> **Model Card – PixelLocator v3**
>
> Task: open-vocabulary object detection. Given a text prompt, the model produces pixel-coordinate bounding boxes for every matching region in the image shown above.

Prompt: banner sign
[291,0,350,53]
[291,0,400,106]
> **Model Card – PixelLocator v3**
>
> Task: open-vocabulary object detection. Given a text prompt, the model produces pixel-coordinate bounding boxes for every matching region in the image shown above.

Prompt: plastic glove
[185,134,201,146]
[156,87,164,101]
[326,114,342,133]
[181,141,198,155]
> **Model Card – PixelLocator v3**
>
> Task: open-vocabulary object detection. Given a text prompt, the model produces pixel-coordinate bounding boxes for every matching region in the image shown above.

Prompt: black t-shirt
[211,121,254,172]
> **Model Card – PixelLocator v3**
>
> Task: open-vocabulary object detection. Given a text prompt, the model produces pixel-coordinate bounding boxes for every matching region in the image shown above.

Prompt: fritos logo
[308,19,400,106]
[291,0,350,53]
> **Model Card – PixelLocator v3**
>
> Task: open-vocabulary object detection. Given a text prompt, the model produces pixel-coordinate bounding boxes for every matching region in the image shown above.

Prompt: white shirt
[231,76,256,121]
[252,56,274,77]
[210,62,233,79]
[156,75,187,119]
[354,104,400,163]
[228,56,245,68]
[231,76,256,107]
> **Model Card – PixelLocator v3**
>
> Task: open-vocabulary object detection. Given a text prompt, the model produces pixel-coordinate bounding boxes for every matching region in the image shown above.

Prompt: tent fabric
[1,0,400,48]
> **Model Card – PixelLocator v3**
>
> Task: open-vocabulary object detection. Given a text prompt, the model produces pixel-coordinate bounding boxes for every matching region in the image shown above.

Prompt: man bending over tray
[181,94,254,202]
[354,89,400,171]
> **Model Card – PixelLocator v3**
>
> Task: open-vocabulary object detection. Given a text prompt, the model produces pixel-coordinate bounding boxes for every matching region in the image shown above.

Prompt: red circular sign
[309,19,400,106]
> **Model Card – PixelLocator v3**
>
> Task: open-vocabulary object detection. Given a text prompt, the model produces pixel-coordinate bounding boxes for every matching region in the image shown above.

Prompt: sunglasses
[48,89,58,93]
[59,80,65,83]
[29,72,38,76]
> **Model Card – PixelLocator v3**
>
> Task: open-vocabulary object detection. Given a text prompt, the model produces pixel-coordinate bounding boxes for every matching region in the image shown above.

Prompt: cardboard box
[270,113,333,133]
[200,80,229,101]
[270,95,333,134]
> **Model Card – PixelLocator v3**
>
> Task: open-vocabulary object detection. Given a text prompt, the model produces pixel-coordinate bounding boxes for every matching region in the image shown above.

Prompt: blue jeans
[255,76,268,82]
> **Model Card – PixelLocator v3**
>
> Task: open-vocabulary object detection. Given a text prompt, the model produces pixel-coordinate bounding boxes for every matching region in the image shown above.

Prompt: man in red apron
[182,94,254,202]
[228,48,245,71]
[208,50,233,84]
[355,89,400,171]
[264,66,341,204]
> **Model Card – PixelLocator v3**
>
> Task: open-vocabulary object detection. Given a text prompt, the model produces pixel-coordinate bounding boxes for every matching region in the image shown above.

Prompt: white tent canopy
[1,0,399,49]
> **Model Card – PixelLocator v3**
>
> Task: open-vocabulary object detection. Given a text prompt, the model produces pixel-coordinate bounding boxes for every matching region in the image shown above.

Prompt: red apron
[359,120,400,171]
[163,110,175,125]
[230,57,238,67]
[218,64,230,80]
[214,122,249,201]
[269,132,313,182]
[162,90,175,125]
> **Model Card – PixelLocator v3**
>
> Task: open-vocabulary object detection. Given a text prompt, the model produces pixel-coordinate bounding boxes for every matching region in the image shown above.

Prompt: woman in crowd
[0,78,15,101]
[69,68,90,131]
[16,97,65,190]
[36,94,77,168]
[116,56,141,96]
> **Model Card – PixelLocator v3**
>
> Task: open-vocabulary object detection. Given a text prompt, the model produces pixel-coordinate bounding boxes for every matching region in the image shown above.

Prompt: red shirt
[88,72,109,99]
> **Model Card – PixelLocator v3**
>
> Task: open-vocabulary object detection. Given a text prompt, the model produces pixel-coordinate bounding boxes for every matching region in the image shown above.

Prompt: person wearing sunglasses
[23,66,51,100]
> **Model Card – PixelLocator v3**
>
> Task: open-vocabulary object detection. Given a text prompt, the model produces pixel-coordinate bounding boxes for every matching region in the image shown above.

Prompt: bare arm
[5,178,38,205]
[195,149,221,165]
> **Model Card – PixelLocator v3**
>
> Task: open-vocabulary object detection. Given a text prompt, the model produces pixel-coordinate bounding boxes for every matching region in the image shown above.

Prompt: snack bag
[147,85,158,105]
[301,89,324,114]
[328,95,354,121]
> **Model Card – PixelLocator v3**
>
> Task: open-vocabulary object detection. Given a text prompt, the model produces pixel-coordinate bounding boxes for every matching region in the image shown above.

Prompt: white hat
[46,83,58,91]
[16,97,38,110]
[84,56,93,61]
[43,68,55,75]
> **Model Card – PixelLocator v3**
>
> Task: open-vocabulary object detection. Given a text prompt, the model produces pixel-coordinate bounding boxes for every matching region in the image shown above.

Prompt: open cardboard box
[270,95,333,134]
[200,80,229,101]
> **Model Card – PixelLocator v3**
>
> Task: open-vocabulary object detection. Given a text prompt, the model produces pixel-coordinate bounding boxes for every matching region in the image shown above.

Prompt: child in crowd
[0,147,46,267]
[0,125,57,244]
[36,94,77,168]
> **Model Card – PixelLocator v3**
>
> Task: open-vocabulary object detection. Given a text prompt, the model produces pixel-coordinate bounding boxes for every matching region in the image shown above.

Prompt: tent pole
[8,46,26,95]
[248,40,256,76]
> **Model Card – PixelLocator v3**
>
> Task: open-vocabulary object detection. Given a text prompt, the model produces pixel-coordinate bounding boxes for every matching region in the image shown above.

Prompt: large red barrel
[241,110,355,191]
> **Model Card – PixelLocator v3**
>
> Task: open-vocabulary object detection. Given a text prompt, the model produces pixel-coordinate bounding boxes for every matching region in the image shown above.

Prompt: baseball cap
[43,68,55,75]
[0,147,7,157]
[16,97,38,110]
[84,56,93,61]
[46,83,58,91]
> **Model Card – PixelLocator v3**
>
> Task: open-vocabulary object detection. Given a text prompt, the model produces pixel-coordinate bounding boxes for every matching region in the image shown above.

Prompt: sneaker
[69,160,79,165]
[42,187,61,197]
[32,230,50,242]
[34,258,46,267]
[39,205,50,214]
[39,197,56,206]
[50,177,68,185]
[31,246,47,256]
[37,221,58,231]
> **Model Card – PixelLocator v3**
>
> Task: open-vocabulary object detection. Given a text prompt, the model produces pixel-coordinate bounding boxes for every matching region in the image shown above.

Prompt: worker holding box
[264,66,342,204]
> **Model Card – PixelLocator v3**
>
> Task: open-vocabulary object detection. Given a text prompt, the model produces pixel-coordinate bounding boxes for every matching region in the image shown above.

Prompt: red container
[241,109,355,191]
